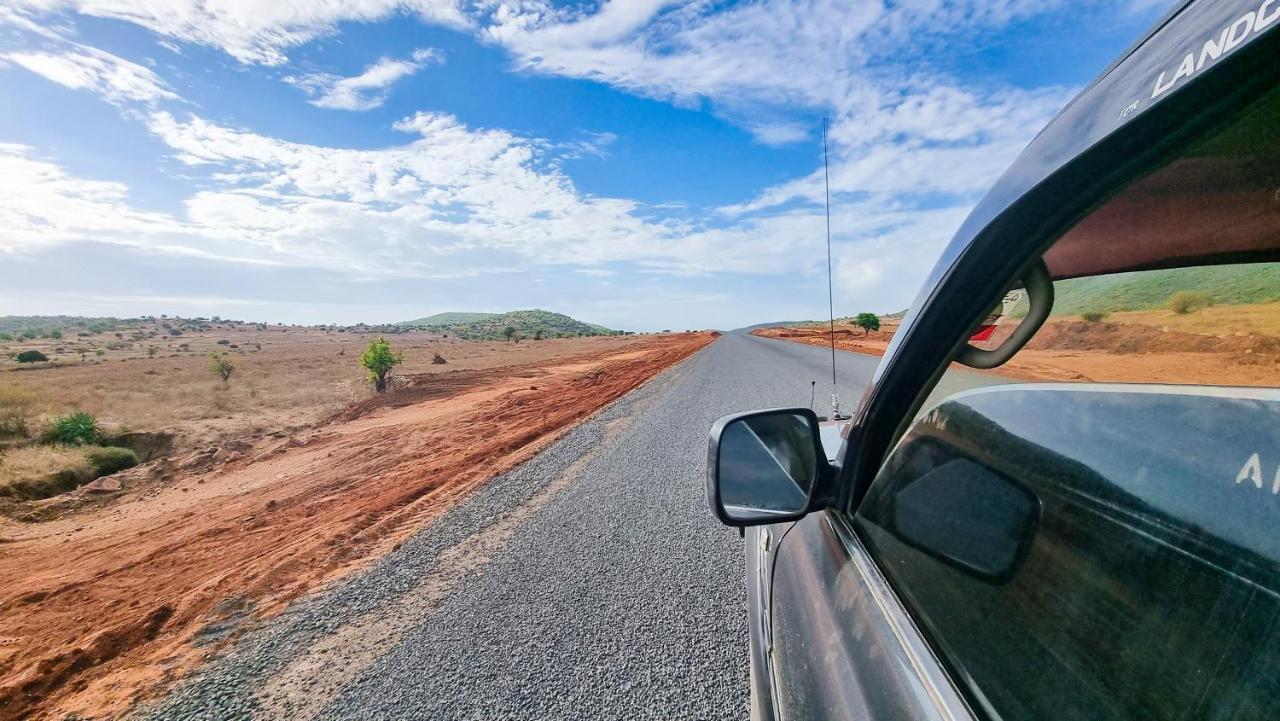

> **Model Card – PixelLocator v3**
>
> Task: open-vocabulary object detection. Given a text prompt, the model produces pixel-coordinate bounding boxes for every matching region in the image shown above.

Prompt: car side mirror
[706,408,834,527]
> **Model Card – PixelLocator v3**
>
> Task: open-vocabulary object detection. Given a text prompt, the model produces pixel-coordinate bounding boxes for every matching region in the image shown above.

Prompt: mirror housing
[706,408,838,527]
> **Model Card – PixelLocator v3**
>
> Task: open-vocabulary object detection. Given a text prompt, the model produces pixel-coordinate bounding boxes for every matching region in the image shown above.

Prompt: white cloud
[2,43,178,104]
[3,0,469,65]
[286,48,442,111]
[746,122,810,146]
[3,104,946,297]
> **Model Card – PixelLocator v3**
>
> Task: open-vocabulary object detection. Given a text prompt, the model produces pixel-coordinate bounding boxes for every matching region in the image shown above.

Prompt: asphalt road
[144,333,887,721]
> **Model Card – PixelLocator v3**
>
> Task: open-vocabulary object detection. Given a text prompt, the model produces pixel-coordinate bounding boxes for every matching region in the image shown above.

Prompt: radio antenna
[823,117,847,420]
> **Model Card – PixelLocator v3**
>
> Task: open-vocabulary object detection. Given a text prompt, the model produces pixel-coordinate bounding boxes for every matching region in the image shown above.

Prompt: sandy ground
[1,323,657,452]
[0,332,714,721]
[753,312,1280,387]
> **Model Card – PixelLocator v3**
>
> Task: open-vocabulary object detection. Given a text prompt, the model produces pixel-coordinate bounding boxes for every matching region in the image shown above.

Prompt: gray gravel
[141,333,879,721]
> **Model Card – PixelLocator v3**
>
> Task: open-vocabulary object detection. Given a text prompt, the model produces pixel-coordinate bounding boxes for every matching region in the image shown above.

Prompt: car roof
[942,0,1280,282]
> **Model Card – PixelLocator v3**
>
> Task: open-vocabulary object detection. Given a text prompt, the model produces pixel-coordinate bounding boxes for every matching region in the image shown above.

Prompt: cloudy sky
[0,0,1168,330]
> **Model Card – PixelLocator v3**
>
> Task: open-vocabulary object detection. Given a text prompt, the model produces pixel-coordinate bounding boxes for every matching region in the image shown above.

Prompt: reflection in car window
[858,387,1280,721]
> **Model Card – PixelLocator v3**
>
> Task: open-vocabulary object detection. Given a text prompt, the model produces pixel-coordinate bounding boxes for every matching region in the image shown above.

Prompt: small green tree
[532,328,544,341]
[16,350,48,364]
[208,351,235,383]
[853,313,881,335]
[502,326,517,343]
[147,345,158,358]
[1081,310,1109,323]
[75,346,90,363]
[360,337,403,393]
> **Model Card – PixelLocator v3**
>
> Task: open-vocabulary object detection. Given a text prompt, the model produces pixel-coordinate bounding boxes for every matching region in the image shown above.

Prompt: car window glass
[856,386,1280,721]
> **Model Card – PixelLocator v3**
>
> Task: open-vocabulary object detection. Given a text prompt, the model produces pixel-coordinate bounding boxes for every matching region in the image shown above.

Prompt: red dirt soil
[752,319,1280,386]
[0,332,714,721]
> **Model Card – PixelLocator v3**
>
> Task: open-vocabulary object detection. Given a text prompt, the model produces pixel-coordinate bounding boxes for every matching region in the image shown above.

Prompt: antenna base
[830,393,851,422]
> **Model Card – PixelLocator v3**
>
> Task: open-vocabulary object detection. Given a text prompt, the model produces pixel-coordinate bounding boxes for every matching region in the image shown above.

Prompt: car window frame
[833,26,1280,516]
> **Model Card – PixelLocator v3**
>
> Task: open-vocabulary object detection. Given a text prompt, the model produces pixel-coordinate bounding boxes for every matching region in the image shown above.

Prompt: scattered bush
[360,337,404,393]
[1168,291,1212,314]
[1081,310,1109,322]
[87,446,140,476]
[16,350,48,364]
[0,332,11,341]
[209,352,235,383]
[47,411,101,445]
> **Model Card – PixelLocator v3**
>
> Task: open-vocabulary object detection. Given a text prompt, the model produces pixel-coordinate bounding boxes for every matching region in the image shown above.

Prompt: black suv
[706,2,1280,720]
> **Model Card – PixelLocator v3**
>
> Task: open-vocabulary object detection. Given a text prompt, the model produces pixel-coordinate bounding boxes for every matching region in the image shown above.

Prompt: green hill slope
[400,309,617,340]
[1052,263,1280,316]
[399,312,501,327]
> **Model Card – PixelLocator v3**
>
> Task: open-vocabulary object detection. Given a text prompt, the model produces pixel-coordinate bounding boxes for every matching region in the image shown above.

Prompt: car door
[762,12,1280,718]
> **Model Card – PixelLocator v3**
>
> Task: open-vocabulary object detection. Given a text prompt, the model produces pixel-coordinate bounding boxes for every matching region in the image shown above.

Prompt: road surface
[143,333,908,720]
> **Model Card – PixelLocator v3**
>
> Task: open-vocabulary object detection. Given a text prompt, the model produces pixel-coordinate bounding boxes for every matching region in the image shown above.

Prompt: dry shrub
[432,352,447,365]
[1080,311,1109,323]
[1168,291,1212,314]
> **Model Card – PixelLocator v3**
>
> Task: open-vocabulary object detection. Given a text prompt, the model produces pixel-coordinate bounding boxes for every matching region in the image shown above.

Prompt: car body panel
[769,512,973,721]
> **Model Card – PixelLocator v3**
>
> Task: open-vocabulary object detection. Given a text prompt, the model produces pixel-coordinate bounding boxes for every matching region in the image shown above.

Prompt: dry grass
[0,445,94,498]
[0,323,657,451]
[0,385,38,438]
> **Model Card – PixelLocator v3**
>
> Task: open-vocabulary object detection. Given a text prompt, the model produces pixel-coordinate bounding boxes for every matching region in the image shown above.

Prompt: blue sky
[0,0,1168,331]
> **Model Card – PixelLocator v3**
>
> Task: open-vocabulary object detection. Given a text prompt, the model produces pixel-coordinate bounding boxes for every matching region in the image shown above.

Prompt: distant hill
[398,312,501,327]
[399,309,618,340]
[1052,263,1280,316]
[732,320,820,332]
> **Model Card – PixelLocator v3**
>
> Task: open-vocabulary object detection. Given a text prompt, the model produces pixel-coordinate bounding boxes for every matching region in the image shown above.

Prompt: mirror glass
[892,456,1038,581]
[968,287,1030,352]
[717,412,817,522]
